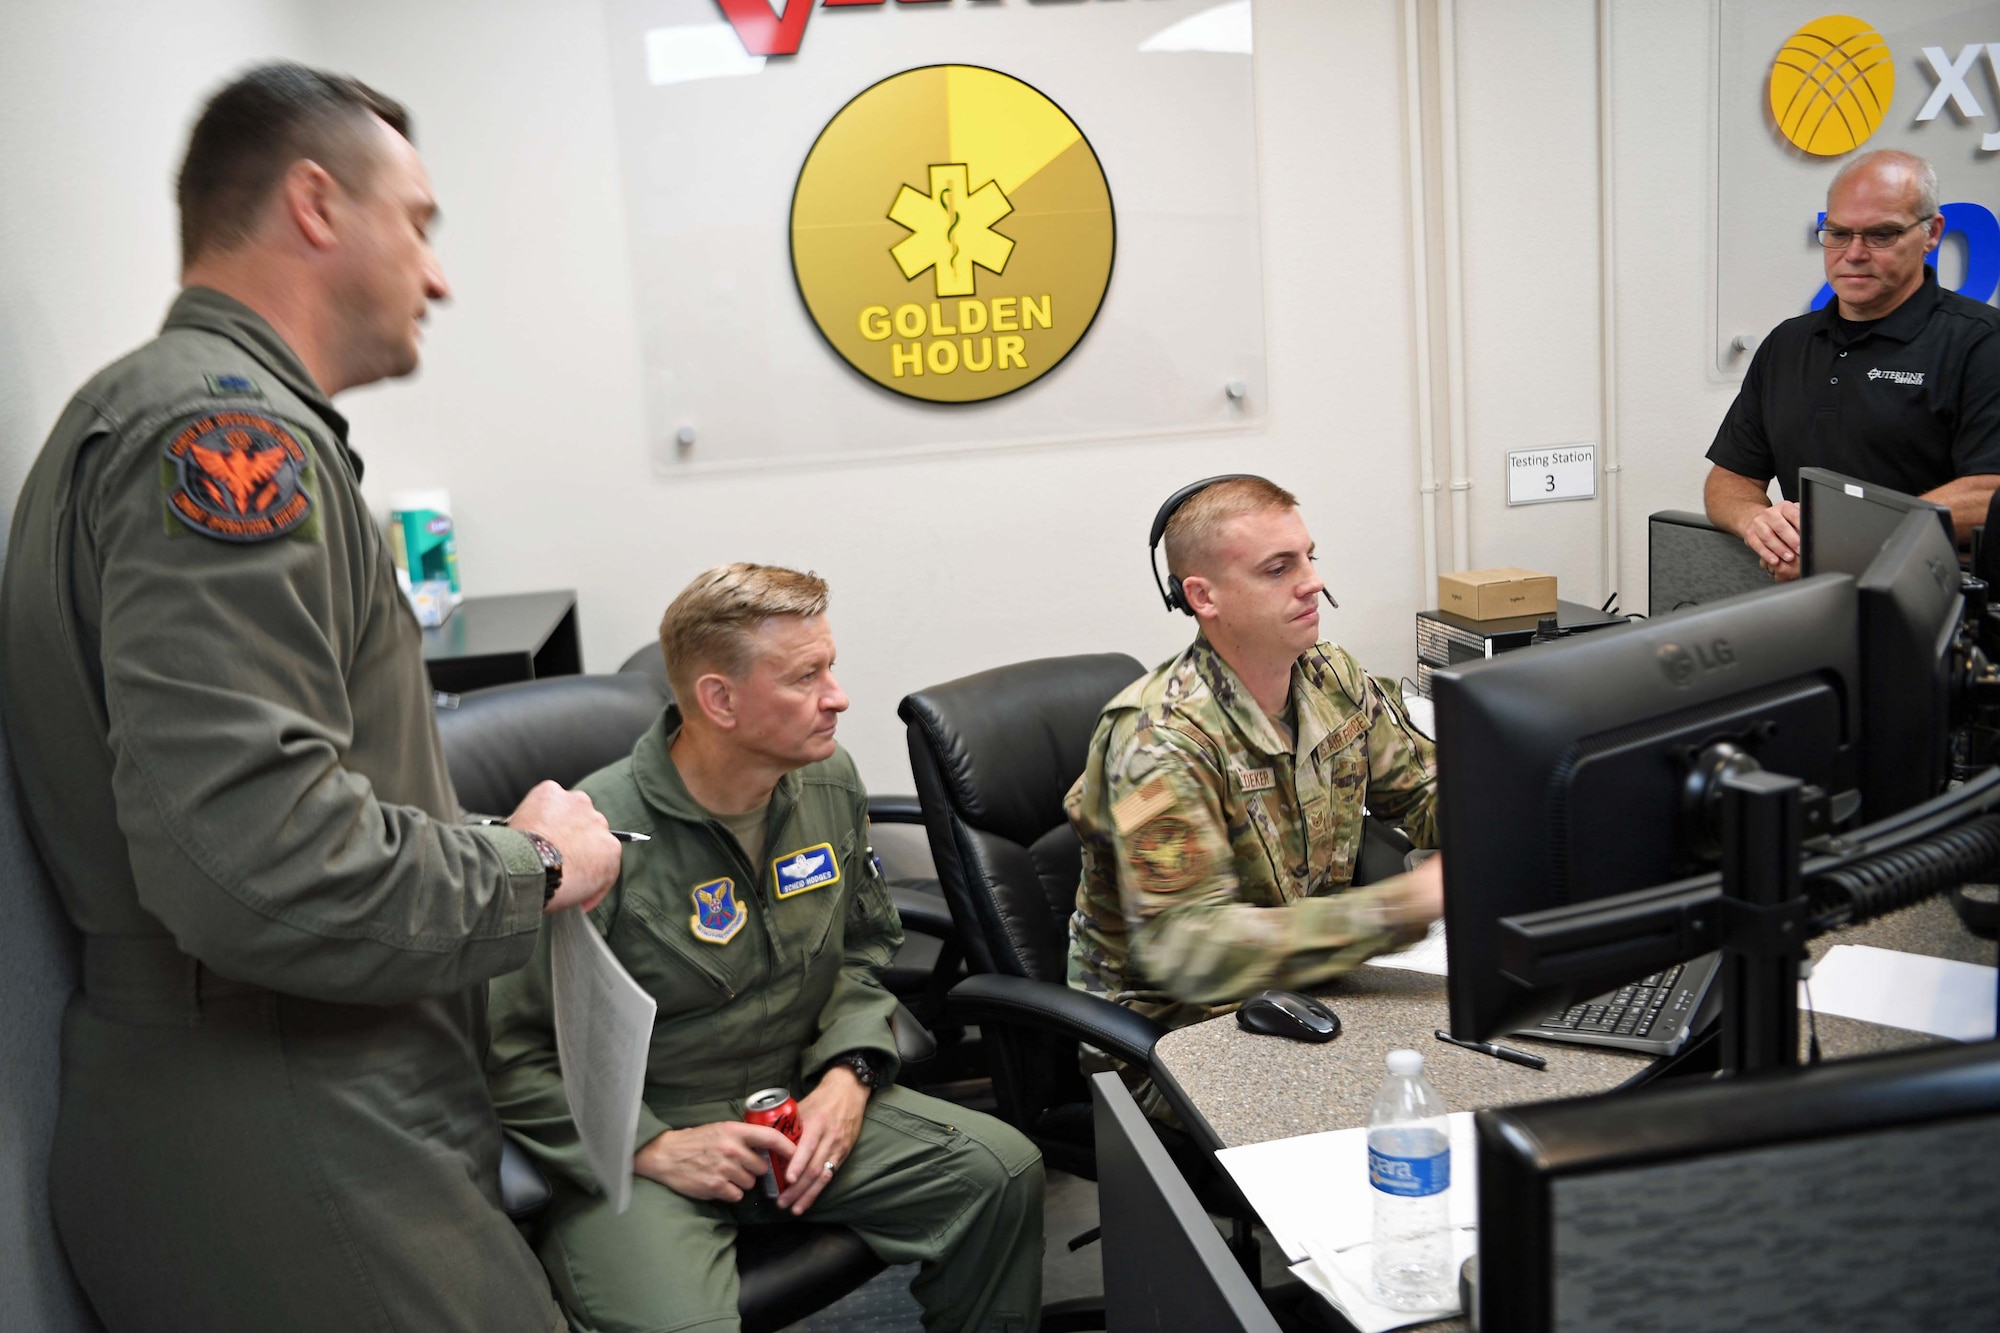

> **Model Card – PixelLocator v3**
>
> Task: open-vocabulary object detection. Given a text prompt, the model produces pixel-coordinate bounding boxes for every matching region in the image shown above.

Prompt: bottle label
[1369,1146,1450,1197]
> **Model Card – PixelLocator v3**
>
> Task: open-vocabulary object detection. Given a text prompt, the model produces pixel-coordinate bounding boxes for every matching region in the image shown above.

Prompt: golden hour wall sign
[789,65,1115,403]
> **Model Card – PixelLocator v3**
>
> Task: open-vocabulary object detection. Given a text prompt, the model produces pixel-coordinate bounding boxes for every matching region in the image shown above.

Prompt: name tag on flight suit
[773,843,840,898]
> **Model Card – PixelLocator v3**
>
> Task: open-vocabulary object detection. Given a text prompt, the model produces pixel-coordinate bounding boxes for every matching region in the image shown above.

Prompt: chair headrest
[899,653,1145,848]
[436,672,669,817]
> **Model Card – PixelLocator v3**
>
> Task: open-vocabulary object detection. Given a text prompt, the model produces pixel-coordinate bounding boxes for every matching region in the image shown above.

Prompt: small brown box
[1437,566,1558,621]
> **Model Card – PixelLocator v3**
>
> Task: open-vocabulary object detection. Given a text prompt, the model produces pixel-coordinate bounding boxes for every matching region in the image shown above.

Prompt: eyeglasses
[1816,216,1935,250]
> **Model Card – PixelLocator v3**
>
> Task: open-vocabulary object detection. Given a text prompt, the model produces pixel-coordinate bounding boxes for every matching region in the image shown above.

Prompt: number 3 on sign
[1506,443,1597,506]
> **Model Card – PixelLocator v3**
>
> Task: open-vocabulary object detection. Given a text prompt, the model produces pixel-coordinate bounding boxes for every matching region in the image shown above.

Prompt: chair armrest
[867,794,925,824]
[889,884,956,939]
[946,973,1165,1069]
[498,1136,553,1219]
[891,1001,938,1066]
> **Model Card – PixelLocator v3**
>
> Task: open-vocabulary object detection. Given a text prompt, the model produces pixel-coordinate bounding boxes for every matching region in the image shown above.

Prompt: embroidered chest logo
[1867,367,1925,386]
[1235,767,1276,793]
[164,412,312,543]
[690,877,746,944]
[773,843,840,898]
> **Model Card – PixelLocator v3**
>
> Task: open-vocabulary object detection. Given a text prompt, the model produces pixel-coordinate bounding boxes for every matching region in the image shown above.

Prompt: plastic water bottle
[1368,1048,1452,1310]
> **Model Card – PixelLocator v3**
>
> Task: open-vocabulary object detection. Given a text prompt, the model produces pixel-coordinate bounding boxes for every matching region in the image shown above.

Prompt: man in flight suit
[1067,477,1445,1115]
[487,563,1045,1333]
[0,66,620,1331]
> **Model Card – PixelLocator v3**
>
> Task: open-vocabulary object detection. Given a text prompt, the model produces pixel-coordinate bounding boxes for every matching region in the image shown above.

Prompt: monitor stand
[1712,770,1813,1075]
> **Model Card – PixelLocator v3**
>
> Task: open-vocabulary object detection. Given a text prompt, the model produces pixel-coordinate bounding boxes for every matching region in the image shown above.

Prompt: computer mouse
[1235,989,1341,1043]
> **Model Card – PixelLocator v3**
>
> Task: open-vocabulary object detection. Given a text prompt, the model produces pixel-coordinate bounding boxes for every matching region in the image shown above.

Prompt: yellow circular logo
[790,65,1115,404]
[1770,15,1894,155]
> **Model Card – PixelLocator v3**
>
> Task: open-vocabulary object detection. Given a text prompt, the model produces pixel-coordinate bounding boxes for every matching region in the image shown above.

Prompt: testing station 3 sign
[790,65,1115,403]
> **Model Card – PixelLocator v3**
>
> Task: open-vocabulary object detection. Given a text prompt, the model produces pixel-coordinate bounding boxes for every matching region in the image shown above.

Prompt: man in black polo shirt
[1706,149,2000,581]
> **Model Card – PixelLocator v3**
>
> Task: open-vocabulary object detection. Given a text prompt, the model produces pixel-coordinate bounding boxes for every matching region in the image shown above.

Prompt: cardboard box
[1437,566,1557,621]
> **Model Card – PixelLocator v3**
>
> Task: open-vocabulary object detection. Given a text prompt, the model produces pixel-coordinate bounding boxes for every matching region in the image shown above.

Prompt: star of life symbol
[889,164,1014,298]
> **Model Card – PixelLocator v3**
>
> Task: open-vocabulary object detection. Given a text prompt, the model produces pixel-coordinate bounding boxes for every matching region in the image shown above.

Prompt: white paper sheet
[551,907,658,1214]
[1365,919,1450,976]
[1290,1226,1476,1333]
[1215,1112,1479,1264]
[1801,944,1997,1043]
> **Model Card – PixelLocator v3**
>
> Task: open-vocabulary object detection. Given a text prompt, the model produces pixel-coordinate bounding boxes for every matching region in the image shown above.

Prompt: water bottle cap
[1386,1049,1424,1076]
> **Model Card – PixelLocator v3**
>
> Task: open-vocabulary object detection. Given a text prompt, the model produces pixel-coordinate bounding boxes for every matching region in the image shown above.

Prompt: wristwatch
[521,831,563,903]
[825,1050,880,1090]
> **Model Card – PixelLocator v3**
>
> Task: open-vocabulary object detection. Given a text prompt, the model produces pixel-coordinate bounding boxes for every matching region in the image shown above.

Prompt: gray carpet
[777,1169,1103,1332]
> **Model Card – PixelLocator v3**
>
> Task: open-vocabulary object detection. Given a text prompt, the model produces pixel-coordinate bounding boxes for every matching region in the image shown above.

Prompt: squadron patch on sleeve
[1128,816,1212,894]
[162,411,312,543]
[773,842,841,898]
[690,877,746,944]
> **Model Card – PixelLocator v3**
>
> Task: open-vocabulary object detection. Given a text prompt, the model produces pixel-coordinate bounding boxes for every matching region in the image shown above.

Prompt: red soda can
[744,1088,801,1198]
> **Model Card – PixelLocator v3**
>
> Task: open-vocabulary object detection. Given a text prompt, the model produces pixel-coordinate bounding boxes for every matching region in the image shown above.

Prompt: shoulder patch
[203,372,263,398]
[163,411,312,543]
[1112,775,1177,836]
[1128,816,1212,894]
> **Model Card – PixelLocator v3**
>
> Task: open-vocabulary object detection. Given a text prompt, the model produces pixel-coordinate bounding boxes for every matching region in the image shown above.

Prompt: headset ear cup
[1168,575,1191,616]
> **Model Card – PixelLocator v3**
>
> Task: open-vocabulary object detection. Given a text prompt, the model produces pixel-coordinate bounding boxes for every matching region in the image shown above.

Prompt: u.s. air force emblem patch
[690,877,745,944]
[774,843,840,899]
[163,412,312,543]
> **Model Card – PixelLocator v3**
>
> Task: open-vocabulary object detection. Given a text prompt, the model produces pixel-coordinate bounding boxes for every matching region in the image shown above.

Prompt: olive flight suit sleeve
[485,881,666,1196]
[89,419,546,1004]
[1111,725,1413,1007]
[1359,670,1440,848]
[799,795,904,1084]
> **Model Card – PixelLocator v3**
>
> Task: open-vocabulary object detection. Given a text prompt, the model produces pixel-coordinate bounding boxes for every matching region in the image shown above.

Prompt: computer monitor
[1800,465,1954,579]
[1473,1039,2000,1330]
[1432,575,1861,1041]
[1851,505,1964,820]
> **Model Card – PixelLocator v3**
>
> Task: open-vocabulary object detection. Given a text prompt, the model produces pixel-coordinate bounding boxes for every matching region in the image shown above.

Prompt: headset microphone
[1148,474,1339,616]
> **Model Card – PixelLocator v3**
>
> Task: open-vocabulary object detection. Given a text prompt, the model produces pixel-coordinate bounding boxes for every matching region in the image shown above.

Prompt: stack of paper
[1216,1113,1478,1329]
[1802,945,1997,1042]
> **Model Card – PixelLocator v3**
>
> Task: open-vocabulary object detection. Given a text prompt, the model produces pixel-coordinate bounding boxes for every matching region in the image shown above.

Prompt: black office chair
[435,670,905,1332]
[615,642,972,1048]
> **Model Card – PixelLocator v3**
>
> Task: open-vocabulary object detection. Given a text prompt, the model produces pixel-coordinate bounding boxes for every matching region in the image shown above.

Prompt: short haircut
[658,563,831,702]
[1829,148,1939,220]
[1162,476,1299,577]
[178,63,413,267]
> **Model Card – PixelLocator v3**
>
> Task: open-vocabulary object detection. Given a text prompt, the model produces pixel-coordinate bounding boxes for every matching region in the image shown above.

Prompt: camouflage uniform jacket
[1066,636,1439,1036]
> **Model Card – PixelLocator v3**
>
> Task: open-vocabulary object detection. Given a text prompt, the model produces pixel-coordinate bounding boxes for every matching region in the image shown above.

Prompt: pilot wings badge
[772,842,841,899]
[689,877,745,945]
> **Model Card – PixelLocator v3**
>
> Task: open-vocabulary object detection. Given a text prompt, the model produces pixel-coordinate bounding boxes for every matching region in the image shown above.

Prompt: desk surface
[420,590,575,663]
[1154,893,1992,1331]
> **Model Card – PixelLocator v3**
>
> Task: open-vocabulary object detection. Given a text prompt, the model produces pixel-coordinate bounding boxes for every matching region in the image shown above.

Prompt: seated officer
[1067,476,1445,1112]
[486,563,1044,1333]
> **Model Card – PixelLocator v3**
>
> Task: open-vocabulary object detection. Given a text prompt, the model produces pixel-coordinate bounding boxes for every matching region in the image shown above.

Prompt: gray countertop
[1152,892,1993,1332]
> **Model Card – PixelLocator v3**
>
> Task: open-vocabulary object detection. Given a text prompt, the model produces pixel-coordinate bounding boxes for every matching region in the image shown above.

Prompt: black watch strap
[521,831,563,903]
[827,1050,879,1089]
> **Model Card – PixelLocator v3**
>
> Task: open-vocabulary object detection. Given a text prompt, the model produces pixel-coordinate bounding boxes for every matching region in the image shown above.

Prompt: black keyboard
[1517,953,1721,1055]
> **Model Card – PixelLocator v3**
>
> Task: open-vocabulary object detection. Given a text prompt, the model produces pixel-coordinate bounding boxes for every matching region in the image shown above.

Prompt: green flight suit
[1067,637,1439,1111]
[0,289,563,1332]
[487,709,1045,1333]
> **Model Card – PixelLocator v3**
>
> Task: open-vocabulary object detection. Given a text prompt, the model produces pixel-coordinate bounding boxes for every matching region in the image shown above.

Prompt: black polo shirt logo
[1867,368,1926,386]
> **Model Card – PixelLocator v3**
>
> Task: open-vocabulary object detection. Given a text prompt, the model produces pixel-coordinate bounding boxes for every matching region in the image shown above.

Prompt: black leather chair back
[899,653,1145,981]
[436,673,670,816]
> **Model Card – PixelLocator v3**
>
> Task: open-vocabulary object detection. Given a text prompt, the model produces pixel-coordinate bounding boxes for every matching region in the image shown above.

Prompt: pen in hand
[475,817,650,843]
[1434,1029,1547,1070]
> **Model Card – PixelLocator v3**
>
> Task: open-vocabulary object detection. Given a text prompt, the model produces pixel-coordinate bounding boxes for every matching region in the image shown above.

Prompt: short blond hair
[1162,476,1299,578]
[657,563,829,701]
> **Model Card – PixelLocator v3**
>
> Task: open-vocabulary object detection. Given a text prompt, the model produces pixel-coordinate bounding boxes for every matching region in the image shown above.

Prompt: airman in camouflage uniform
[1066,477,1442,1114]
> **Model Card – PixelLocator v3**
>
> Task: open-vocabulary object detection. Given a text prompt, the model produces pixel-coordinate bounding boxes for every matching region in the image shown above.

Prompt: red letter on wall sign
[714,0,815,55]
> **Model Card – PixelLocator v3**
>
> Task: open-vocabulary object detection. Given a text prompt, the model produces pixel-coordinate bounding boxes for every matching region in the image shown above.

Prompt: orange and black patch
[1128,816,1212,894]
[163,411,312,543]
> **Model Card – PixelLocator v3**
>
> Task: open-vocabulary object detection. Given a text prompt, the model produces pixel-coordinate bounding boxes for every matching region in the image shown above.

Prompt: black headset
[1148,474,1339,616]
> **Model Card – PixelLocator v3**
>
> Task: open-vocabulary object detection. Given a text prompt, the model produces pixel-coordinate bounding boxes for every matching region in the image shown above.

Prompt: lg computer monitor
[1852,505,1964,820]
[1432,575,1861,1041]
[1800,465,1954,579]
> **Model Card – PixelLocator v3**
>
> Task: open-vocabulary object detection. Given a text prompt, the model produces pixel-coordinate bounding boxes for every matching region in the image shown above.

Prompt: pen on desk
[475,817,650,843]
[1434,1029,1547,1070]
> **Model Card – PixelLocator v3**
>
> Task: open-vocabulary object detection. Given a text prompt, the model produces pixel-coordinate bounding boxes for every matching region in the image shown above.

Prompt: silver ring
[822,1160,838,1175]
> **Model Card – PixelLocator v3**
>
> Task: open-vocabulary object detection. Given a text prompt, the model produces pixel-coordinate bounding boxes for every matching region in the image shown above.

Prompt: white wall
[0,0,1745,794]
